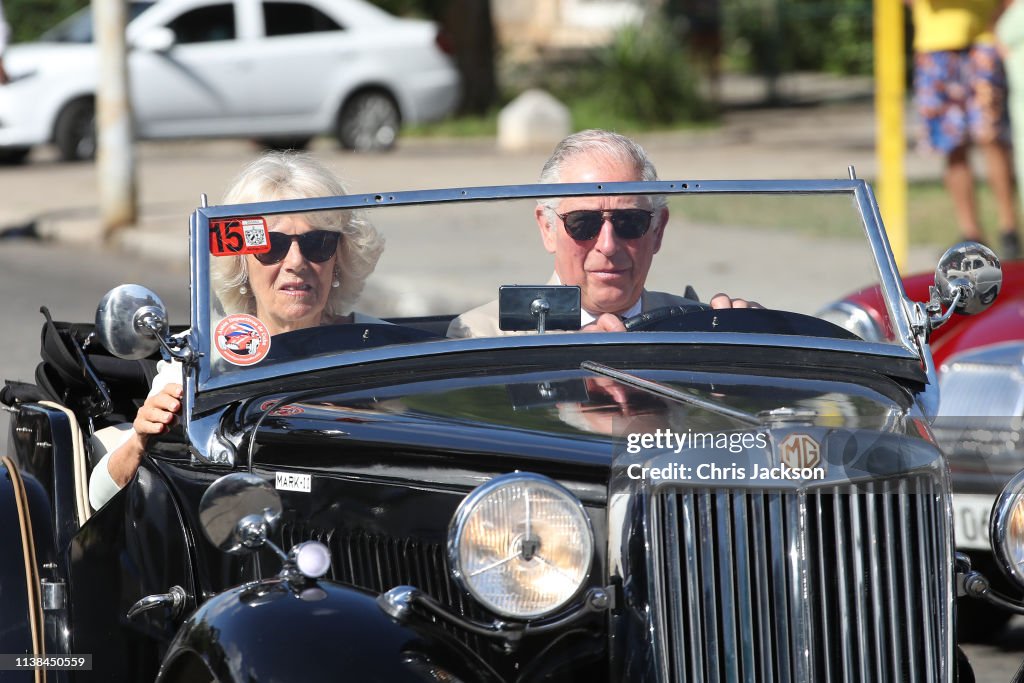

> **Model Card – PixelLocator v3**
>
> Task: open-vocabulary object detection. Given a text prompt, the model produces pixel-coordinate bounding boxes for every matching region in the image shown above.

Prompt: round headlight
[448,473,593,619]
[815,301,884,342]
[991,468,1024,587]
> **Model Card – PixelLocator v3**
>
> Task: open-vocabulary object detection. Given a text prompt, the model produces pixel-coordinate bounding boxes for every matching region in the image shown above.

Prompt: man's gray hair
[210,151,384,319]
[537,129,666,217]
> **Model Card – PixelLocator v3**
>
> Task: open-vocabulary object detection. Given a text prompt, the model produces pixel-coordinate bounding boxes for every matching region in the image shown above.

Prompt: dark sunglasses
[254,230,341,265]
[557,209,655,241]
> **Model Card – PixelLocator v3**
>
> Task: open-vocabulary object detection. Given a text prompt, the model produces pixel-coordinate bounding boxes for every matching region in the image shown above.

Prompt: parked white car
[0,0,460,162]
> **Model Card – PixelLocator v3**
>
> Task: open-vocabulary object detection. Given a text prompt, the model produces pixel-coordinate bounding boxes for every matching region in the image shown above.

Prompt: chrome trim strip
[698,491,721,681]
[664,493,689,681]
[814,492,835,682]
[898,479,920,683]
[882,486,903,681]
[850,490,871,676]
[857,183,918,356]
[917,479,937,683]
[768,492,792,680]
[199,178,872,218]
[731,490,756,681]
[865,485,886,681]
[788,492,812,680]
[750,492,774,683]
[681,492,704,682]
[833,492,855,681]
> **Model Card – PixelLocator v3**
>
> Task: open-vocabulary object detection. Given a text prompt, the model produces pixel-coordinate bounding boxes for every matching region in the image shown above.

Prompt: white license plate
[953,494,996,551]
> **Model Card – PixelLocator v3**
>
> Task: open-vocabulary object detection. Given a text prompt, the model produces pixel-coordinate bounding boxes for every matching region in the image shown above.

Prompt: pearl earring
[332,268,340,288]
[239,284,248,295]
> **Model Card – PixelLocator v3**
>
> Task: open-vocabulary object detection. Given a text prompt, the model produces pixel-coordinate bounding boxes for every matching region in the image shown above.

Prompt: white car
[0,0,460,162]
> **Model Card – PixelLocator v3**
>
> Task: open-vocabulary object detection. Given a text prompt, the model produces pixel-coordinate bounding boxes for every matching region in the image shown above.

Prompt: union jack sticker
[214,314,271,366]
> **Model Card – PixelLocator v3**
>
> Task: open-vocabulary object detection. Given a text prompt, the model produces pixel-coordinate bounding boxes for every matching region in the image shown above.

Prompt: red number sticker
[209,217,271,257]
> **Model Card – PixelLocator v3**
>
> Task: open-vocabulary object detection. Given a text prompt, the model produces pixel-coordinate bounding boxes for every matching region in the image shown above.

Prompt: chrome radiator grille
[649,476,950,682]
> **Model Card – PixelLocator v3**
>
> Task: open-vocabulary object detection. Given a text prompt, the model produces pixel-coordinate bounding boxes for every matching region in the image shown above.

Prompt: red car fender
[841,260,1024,368]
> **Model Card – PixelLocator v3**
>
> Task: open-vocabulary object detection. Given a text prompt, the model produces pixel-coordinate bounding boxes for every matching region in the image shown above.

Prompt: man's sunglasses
[254,230,341,265]
[557,209,655,241]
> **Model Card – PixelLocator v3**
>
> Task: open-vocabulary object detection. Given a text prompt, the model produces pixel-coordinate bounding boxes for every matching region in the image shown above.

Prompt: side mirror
[199,473,283,555]
[132,26,175,52]
[934,242,1002,316]
[95,284,169,360]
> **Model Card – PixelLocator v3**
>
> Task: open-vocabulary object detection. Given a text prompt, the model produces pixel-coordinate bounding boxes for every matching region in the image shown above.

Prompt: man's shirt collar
[552,273,642,326]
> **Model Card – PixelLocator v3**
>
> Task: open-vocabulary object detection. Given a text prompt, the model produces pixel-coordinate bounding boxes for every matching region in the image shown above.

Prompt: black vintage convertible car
[3,179,1024,681]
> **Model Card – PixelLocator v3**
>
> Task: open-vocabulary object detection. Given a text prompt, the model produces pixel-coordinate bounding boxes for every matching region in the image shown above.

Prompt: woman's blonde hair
[210,151,384,320]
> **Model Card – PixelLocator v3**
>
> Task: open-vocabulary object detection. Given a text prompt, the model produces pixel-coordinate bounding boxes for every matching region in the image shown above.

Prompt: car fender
[158,577,501,683]
[0,457,51,668]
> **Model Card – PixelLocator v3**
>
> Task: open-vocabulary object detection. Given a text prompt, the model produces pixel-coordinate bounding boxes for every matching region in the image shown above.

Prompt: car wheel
[54,99,96,162]
[336,91,400,152]
[0,147,30,165]
[257,136,313,151]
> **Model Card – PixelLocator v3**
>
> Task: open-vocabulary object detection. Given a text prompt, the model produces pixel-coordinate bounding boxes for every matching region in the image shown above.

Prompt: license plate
[953,494,996,551]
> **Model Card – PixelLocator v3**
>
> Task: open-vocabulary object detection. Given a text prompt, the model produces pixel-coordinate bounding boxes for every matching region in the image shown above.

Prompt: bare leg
[980,140,1019,233]
[945,145,985,241]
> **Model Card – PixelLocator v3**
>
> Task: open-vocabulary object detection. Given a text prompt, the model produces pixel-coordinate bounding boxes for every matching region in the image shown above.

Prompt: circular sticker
[215,314,271,366]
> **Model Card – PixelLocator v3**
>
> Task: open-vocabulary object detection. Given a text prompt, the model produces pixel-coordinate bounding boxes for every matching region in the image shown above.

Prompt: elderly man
[447,129,755,338]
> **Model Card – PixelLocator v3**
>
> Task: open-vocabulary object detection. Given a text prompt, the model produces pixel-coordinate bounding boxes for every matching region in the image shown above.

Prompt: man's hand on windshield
[582,313,628,333]
[710,293,763,309]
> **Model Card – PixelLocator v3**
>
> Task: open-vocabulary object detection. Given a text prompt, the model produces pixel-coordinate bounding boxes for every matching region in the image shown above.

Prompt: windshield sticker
[209,217,271,257]
[215,314,271,366]
[276,472,311,493]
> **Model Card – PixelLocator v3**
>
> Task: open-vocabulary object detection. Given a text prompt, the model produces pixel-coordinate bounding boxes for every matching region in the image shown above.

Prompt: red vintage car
[820,257,1024,639]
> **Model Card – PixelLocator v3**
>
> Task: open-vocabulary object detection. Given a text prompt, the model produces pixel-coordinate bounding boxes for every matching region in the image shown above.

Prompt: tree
[442,0,496,114]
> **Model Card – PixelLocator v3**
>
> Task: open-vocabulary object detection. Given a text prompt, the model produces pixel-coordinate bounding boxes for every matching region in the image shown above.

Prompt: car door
[240,0,356,129]
[131,0,260,137]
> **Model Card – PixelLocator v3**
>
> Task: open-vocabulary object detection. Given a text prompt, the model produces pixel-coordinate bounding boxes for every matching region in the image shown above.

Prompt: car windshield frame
[187,178,921,396]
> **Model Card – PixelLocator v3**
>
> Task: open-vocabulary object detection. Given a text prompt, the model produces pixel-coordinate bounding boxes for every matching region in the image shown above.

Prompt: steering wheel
[622,304,863,339]
[622,302,713,331]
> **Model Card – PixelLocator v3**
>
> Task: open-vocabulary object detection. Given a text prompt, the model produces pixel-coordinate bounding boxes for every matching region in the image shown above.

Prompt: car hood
[243,364,918,471]
[4,42,94,74]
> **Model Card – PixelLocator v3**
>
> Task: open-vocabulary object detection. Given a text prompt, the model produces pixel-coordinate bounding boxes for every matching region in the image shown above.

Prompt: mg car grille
[648,476,949,682]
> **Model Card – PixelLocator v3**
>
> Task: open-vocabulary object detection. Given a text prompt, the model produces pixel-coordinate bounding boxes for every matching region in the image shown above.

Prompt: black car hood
[243,364,916,472]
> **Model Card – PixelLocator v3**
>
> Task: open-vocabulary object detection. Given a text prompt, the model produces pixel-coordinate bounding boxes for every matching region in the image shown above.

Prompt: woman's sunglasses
[557,209,655,241]
[254,230,341,265]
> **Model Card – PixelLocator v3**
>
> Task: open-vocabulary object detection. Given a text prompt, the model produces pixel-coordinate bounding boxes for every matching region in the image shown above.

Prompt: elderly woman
[88,151,384,510]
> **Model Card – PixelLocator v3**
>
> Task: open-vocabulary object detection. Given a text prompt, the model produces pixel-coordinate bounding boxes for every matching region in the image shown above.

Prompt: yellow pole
[875,0,908,269]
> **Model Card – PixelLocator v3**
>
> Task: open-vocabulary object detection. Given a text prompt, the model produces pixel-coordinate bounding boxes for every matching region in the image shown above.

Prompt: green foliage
[591,22,712,125]
[5,0,87,43]
[724,0,874,76]
[519,20,713,131]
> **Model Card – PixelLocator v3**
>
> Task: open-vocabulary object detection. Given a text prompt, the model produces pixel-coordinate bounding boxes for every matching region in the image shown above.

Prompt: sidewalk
[0,72,945,264]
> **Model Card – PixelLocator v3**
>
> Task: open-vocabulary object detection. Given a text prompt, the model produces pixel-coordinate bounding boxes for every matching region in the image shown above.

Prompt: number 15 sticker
[210,217,271,257]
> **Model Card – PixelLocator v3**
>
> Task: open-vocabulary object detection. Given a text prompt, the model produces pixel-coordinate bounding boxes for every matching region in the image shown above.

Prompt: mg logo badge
[778,433,821,469]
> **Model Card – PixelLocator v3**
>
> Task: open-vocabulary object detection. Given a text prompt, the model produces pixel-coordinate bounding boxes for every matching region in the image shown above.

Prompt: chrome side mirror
[199,473,332,581]
[95,284,169,360]
[199,473,282,555]
[934,242,1002,316]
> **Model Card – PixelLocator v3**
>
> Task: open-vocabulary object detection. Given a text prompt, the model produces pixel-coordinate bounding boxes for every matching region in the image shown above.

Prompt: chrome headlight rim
[815,300,885,343]
[990,467,1024,588]
[447,472,594,620]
